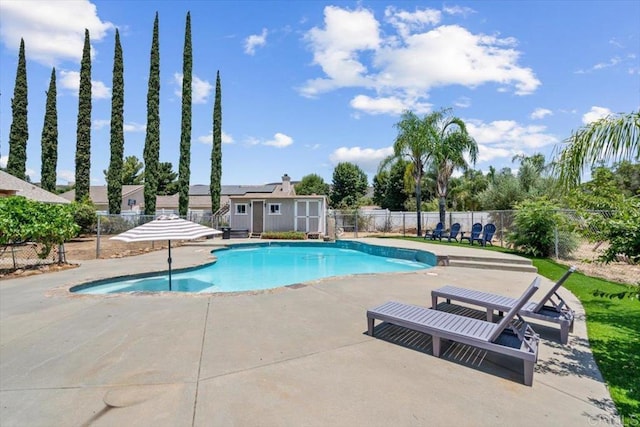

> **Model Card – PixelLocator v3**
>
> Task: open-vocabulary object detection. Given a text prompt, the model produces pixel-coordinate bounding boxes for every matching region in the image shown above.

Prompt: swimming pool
[71,241,436,294]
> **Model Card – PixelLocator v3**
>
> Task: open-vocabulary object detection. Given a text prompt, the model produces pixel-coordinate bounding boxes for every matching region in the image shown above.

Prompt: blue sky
[0,1,638,186]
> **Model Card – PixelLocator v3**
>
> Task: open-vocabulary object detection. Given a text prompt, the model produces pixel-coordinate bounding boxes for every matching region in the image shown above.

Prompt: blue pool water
[71,241,435,294]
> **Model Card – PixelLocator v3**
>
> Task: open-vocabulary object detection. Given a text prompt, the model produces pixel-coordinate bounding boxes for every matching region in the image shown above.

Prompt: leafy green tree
[143,12,161,215]
[178,11,192,216]
[107,29,125,214]
[448,169,487,211]
[373,160,408,210]
[612,160,640,196]
[75,29,92,202]
[157,162,178,195]
[565,166,625,211]
[554,111,639,189]
[0,197,79,259]
[330,162,368,208]
[210,70,222,214]
[7,38,28,180]
[295,173,330,195]
[40,68,58,193]
[104,155,144,185]
[477,168,527,210]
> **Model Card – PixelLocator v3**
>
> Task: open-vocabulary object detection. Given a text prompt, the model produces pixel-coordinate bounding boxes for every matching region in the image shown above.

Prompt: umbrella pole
[168,240,172,291]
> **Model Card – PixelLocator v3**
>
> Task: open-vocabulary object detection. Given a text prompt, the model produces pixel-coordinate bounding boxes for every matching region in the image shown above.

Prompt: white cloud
[301,6,540,114]
[530,108,552,120]
[0,0,114,65]
[59,70,110,99]
[350,94,431,115]
[173,73,214,104]
[92,119,109,130]
[443,5,476,17]
[454,96,471,108]
[329,146,394,174]
[466,119,559,162]
[244,28,268,55]
[123,122,146,133]
[197,130,234,145]
[0,155,7,168]
[582,106,613,124]
[264,133,293,148]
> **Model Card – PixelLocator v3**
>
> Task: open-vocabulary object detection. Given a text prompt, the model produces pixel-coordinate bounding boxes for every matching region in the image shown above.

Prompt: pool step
[446,255,537,273]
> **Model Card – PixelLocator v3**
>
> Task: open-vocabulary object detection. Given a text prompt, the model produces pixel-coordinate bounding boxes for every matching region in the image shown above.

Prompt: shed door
[252,201,264,233]
[295,200,320,232]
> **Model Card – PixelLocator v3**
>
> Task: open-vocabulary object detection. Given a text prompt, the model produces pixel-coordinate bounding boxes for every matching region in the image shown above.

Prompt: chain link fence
[1,243,66,273]
[328,208,615,258]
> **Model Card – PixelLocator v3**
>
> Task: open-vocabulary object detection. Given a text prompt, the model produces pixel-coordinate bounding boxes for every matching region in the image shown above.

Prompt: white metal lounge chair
[431,267,576,344]
[367,278,541,386]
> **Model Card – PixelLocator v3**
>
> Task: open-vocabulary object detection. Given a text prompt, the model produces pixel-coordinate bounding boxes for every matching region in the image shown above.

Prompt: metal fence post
[96,214,101,259]
[554,226,559,260]
[355,209,358,238]
[500,211,504,247]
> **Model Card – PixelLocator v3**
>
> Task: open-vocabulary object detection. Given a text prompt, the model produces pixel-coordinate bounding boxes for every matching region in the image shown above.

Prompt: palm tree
[381,109,477,235]
[553,111,639,190]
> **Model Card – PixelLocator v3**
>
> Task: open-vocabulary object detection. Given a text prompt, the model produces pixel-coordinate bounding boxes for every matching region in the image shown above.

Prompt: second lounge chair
[431,267,576,344]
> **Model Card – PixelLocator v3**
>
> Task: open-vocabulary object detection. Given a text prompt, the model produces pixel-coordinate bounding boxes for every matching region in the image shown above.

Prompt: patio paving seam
[191,297,212,427]
[196,337,373,383]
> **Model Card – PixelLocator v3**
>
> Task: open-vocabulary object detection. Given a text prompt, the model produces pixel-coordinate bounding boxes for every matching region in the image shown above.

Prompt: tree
[373,160,408,210]
[477,168,527,210]
[0,197,79,260]
[75,29,92,202]
[40,68,58,193]
[553,111,639,190]
[178,11,192,216]
[157,162,178,195]
[143,13,161,215]
[295,173,330,195]
[210,71,222,214]
[330,162,368,208]
[428,110,478,225]
[103,155,144,185]
[381,109,477,235]
[107,29,125,214]
[6,38,28,180]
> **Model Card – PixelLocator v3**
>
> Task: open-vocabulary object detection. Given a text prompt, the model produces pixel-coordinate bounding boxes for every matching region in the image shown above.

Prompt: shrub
[99,215,133,235]
[587,197,640,264]
[507,199,577,258]
[260,231,307,240]
[70,198,97,234]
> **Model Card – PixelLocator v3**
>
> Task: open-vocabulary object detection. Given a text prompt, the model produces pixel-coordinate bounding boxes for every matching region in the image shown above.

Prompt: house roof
[60,185,144,205]
[0,171,71,204]
[230,194,325,200]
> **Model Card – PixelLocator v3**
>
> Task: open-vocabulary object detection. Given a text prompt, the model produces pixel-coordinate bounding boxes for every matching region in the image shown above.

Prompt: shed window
[236,203,247,215]
[268,203,281,215]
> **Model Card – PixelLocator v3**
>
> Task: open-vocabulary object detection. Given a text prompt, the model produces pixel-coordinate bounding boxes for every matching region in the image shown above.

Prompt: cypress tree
[143,12,160,215]
[75,29,92,201]
[210,71,222,214]
[6,38,28,180]
[40,68,58,192]
[107,29,125,214]
[178,12,192,216]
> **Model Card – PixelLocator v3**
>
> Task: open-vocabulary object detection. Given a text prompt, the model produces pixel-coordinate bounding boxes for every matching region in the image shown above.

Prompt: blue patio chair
[460,223,482,244]
[423,222,444,240]
[472,223,496,246]
[440,223,461,242]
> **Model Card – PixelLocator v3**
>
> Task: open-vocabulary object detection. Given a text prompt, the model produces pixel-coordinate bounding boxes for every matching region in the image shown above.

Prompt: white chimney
[282,174,291,195]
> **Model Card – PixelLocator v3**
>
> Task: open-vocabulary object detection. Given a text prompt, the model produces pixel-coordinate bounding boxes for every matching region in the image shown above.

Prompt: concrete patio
[0,238,621,426]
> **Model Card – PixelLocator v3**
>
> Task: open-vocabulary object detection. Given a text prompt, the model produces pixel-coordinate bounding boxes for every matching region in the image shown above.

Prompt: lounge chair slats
[431,268,576,344]
[367,280,540,386]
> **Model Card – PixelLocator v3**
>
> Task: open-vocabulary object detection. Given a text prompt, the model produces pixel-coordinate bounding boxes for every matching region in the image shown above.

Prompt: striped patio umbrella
[110,215,222,290]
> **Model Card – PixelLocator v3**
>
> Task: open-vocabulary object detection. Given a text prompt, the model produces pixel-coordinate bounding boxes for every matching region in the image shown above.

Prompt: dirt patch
[62,236,179,260]
[559,241,639,285]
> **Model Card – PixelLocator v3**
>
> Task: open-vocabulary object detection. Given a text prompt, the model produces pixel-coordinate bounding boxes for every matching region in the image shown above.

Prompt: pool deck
[0,238,621,426]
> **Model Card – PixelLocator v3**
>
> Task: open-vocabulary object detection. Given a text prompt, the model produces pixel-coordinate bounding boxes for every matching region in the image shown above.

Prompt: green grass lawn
[388,236,639,424]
